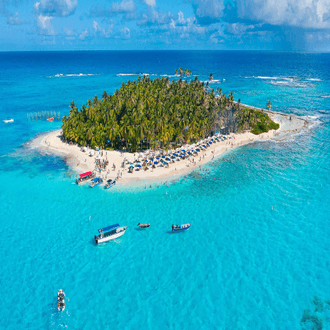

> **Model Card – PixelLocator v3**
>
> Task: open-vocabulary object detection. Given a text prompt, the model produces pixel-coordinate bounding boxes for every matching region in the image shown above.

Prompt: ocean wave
[306,78,322,81]
[117,73,140,76]
[269,80,312,88]
[117,73,155,77]
[321,95,330,98]
[201,79,221,84]
[48,73,98,78]
[256,76,279,80]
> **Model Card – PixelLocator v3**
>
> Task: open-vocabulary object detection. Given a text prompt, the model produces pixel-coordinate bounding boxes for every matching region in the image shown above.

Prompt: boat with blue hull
[90,177,103,188]
[105,179,116,189]
[95,224,128,244]
[172,223,191,232]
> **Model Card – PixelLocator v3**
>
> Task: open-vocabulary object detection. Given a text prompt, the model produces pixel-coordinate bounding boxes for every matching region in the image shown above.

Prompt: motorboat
[105,179,116,189]
[3,117,14,123]
[47,117,54,122]
[76,171,95,184]
[137,223,150,228]
[90,177,103,188]
[172,223,191,232]
[95,224,128,244]
[57,289,65,311]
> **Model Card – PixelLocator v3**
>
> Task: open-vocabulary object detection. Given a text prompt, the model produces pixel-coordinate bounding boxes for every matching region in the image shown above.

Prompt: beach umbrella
[196,148,200,152]
[149,158,154,161]
[166,157,171,161]
[154,161,159,165]
[136,160,141,163]
[156,157,160,160]
[188,152,192,155]
[135,164,141,168]
[162,155,166,159]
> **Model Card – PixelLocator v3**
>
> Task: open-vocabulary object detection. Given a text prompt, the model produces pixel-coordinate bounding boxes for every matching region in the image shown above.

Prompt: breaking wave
[48,73,98,78]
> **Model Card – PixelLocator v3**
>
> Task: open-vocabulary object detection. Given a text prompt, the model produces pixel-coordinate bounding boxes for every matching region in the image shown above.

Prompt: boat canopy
[99,224,120,233]
[79,171,93,178]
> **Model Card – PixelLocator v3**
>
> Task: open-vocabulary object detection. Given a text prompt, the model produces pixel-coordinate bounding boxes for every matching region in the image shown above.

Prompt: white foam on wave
[306,78,322,81]
[49,73,97,78]
[117,73,139,76]
[321,95,330,98]
[269,80,312,88]
[201,79,221,84]
[117,73,155,77]
[256,76,279,80]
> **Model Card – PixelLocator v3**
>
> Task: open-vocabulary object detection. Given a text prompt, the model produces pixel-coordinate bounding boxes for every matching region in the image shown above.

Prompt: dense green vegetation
[62,75,279,150]
[237,107,280,135]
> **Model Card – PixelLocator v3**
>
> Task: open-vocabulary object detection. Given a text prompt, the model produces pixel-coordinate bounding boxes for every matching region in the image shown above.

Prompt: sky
[1,0,330,51]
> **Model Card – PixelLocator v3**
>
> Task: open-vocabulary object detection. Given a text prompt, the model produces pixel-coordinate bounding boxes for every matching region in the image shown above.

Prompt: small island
[35,74,308,186]
[62,74,279,151]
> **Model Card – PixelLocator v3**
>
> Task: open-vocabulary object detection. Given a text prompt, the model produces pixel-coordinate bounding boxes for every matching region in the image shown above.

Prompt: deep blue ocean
[1,51,330,330]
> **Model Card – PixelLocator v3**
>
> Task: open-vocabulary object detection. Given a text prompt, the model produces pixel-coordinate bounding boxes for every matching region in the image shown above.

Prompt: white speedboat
[94,224,128,244]
[3,117,14,123]
[57,289,65,311]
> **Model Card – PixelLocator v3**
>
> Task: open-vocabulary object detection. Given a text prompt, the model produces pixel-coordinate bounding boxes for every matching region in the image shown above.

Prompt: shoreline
[30,110,311,187]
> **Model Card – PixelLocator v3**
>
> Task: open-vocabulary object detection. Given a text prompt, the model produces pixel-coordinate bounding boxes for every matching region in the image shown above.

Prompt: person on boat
[172,225,175,231]
[100,232,104,238]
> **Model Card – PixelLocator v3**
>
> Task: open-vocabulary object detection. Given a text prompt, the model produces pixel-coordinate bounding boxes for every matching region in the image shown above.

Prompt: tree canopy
[62,75,278,151]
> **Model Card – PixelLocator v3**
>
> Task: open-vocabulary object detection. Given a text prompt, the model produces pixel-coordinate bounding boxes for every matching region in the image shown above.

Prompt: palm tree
[267,100,272,110]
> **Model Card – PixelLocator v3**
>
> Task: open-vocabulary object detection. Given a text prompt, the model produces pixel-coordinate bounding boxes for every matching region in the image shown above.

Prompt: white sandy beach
[32,110,310,186]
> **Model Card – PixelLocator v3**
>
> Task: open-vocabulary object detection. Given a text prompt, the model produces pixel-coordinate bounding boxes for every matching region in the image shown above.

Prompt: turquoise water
[1,51,330,329]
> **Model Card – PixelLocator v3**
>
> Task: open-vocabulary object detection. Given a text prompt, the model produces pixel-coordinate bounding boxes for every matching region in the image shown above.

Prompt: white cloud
[79,29,88,39]
[143,0,156,7]
[112,0,136,13]
[119,26,130,39]
[193,0,224,25]
[35,0,78,17]
[7,12,26,25]
[36,14,56,35]
[236,0,330,29]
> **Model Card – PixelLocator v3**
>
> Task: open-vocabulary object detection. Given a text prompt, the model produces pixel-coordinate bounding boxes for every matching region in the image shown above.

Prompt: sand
[31,110,310,187]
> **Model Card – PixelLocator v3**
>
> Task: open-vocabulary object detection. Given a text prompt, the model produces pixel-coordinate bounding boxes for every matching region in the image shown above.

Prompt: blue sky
[1,0,330,51]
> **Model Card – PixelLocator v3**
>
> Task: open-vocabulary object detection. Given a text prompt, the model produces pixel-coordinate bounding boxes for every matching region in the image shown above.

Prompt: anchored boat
[95,224,128,244]
[105,179,116,189]
[57,289,65,311]
[137,223,150,228]
[47,117,54,122]
[90,177,103,188]
[3,117,14,123]
[76,171,95,184]
[172,223,190,232]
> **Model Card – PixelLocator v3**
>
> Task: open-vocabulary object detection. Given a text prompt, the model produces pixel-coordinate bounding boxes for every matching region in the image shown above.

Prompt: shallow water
[0,51,330,329]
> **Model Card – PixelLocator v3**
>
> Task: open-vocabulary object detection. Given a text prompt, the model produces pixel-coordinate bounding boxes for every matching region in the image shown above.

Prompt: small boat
[76,171,95,184]
[47,117,54,122]
[57,289,65,311]
[137,223,150,228]
[90,177,103,188]
[95,224,128,244]
[3,117,14,123]
[172,223,191,232]
[105,179,116,189]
